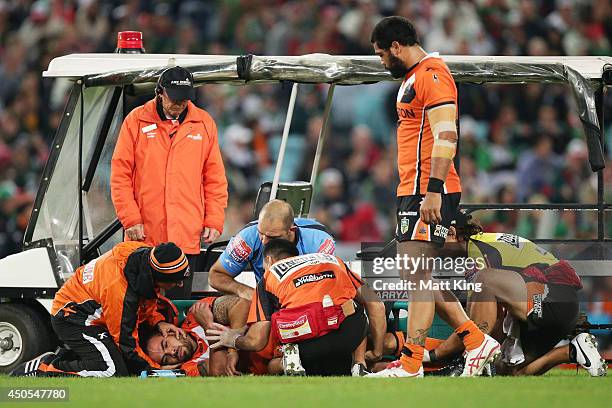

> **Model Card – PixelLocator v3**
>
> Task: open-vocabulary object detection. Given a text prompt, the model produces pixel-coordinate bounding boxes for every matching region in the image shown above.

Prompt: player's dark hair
[371,16,419,49]
[455,219,483,242]
[138,324,159,351]
[263,239,299,261]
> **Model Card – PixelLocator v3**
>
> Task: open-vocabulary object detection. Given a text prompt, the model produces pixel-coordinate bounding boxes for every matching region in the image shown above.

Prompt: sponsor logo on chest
[318,238,335,255]
[396,74,416,102]
[227,236,253,263]
[497,233,520,248]
[142,124,158,138]
[396,74,418,121]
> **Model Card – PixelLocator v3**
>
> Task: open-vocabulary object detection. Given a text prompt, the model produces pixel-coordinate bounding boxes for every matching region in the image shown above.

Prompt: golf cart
[0,42,610,372]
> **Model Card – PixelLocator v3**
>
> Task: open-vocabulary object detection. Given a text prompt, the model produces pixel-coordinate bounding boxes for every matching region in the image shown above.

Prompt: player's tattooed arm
[212,295,241,325]
[221,295,251,329]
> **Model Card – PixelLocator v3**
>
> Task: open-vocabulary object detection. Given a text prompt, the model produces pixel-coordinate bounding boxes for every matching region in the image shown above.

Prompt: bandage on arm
[427,103,458,160]
[427,103,458,188]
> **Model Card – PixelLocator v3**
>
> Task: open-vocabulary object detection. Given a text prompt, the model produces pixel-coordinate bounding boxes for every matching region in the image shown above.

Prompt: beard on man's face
[180,336,196,361]
[387,53,408,79]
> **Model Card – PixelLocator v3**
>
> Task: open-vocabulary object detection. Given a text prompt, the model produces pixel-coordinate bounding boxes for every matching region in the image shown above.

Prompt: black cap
[148,242,190,282]
[158,66,195,101]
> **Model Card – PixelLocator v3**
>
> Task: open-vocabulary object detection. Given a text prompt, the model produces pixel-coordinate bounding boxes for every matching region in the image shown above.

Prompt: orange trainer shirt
[396,53,461,196]
[248,253,363,323]
[52,242,163,372]
[111,99,228,254]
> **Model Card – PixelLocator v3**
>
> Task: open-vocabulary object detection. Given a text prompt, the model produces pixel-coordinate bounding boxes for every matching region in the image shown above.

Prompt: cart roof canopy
[44,53,612,173]
[44,53,611,85]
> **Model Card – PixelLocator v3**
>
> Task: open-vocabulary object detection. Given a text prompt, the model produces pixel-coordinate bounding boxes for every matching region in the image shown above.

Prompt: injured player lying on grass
[144,293,315,377]
[142,295,365,376]
[141,294,259,376]
[366,216,607,377]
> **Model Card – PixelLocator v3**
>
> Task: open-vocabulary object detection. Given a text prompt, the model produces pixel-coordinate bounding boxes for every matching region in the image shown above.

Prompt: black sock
[429,349,438,363]
[569,343,577,364]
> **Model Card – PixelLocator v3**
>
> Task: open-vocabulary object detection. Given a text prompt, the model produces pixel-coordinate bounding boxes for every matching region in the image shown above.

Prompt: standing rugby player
[369,16,499,377]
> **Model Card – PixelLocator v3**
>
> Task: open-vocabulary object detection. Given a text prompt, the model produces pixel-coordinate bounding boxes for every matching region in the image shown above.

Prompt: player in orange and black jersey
[369,16,497,378]
[206,239,386,376]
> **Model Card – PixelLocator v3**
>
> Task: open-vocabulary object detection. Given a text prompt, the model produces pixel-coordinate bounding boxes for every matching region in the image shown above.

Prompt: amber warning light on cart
[116,31,145,54]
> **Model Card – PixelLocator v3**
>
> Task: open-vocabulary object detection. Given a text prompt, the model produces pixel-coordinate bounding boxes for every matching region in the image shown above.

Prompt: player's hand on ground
[202,227,221,244]
[207,322,243,350]
[365,350,383,363]
[190,301,214,330]
[157,321,186,339]
[125,223,145,241]
[225,349,241,376]
[420,193,442,224]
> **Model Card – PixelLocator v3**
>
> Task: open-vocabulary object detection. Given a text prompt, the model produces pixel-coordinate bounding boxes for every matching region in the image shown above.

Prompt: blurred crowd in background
[0,0,611,332]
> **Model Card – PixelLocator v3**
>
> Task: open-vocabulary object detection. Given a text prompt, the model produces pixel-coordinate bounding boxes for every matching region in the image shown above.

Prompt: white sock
[422,349,431,363]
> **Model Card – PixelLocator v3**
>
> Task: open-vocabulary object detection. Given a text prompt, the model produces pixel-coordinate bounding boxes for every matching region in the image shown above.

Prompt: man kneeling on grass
[390,213,607,377]
[11,242,187,377]
[207,239,386,376]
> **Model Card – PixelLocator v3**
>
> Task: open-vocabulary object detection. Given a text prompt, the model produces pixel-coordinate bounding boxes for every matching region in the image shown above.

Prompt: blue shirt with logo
[219,218,335,282]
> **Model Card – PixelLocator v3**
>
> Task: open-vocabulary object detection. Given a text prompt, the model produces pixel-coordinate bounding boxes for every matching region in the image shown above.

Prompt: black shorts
[395,193,461,246]
[47,317,129,377]
[519,284,579,360]
[298,303,367,376]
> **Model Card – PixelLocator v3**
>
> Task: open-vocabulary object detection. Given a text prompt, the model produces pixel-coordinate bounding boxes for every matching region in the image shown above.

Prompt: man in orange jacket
[11,242,189,377]
[111,66,228,297]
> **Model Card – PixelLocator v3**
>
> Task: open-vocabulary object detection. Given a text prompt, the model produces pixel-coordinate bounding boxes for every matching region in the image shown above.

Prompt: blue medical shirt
[218,218,335,282]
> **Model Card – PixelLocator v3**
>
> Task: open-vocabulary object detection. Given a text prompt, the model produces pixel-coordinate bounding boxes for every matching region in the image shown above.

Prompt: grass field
[0,370,610,408]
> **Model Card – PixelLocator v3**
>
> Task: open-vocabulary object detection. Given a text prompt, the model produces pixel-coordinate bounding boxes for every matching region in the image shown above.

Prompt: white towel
[501,313,525,366]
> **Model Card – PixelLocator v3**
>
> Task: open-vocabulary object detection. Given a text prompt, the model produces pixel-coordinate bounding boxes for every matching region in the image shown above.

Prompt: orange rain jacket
[111,99,228,254]
[52,241,164,374]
